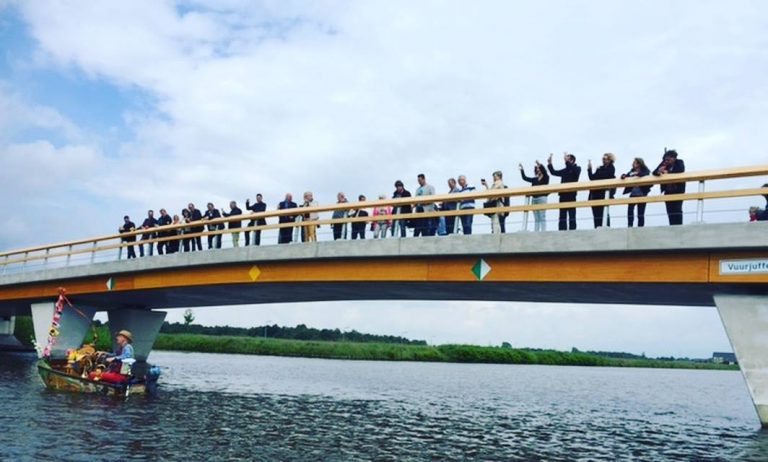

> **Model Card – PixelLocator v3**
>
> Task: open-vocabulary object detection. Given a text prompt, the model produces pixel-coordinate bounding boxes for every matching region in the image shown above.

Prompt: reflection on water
[1,351,767,461]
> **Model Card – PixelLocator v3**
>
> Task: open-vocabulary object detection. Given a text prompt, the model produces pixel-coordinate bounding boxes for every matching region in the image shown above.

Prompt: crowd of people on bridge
[117,149,768,259]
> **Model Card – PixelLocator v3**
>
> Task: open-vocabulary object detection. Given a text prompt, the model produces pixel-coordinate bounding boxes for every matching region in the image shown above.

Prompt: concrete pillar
[0,316,26,351]
[714,295,768,427]
[0,316,14,335]
[31,302,96,359]
[107,309,166,362]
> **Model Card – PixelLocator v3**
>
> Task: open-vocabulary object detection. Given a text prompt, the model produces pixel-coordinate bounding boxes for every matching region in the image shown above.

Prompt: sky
[1,0,767,357]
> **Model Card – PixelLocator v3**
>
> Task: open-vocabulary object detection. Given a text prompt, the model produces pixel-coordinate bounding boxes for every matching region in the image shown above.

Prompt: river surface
[1,351,767,461]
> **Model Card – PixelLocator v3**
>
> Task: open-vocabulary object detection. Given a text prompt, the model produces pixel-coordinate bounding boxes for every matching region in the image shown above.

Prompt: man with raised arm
[547,152,582,231]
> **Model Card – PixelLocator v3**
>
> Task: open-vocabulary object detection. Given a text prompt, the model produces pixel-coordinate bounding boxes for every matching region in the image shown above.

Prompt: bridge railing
[1,165,767,274]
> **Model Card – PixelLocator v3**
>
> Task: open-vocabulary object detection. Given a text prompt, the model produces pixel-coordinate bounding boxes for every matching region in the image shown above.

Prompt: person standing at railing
[204,202,223,249]
[440,178,461,235]
[331,192,349,240]
[167,214,182,254]
[221,201,243,247]
[547,153,582,231]
[457,175,476,235]
[245,194,267,246]
[180,208,192,252]
[118,216,137,260]
[350,194,369,239]
[156,208,172,254]
[652,149,686,226]
[481,171,506,234]
[139,210,157,257]
[277,193,298,244]
[414,174,437,237]
[391,180,412,238]
[301,192,319,242]
[372,194,393,238]
[519,161,550,232]
[752,183,768,221]
[587,153,616,228]
[621,158,651,227]
[186,203,204,251]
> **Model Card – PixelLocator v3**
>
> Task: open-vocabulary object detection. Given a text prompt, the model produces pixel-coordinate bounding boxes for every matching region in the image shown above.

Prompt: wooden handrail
[1,165,767,261]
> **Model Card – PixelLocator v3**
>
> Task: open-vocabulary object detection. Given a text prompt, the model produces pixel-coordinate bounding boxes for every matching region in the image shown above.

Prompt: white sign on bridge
[720,259,768,275]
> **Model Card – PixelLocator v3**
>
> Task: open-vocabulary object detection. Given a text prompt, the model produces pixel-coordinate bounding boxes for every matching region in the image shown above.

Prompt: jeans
[374,223,389,238]
[459,210,474,235]
[139,233,154,257]
[627,201,646,227]
[207,231,222,249]
[351,227,365,239]
[558,194,577,230]
[531,196,547,232]
[393,219,408,237]
[665,196,684,225]
[332,223,346,240]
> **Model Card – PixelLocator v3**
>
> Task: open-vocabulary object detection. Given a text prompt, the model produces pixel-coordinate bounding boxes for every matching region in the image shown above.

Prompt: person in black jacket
[391,180,412,238]
[139,210,157,257]
[520,160,550,232]
[621,157,652,227]
[547,152,582,230]
[186,203,204,251]
[587,153,616,228]
[118,216,137,260]
[203,202,223,249]
[277,193,298,244]
[652,149,686,225]
[155,208,172,254]
[245,194,267,246]
[350,194,369,239]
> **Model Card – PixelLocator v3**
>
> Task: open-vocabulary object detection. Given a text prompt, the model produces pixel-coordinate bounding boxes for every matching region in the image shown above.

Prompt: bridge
[1,166,767,423]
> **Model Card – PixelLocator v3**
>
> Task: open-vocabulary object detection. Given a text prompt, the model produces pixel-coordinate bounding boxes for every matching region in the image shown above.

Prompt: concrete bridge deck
[0,222,765,315]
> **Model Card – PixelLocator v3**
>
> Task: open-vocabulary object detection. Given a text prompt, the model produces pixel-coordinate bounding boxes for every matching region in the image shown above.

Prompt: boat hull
[37,360,158,397]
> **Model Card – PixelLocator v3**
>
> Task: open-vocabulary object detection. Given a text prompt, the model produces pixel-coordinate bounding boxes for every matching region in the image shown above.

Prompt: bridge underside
[0,281,765,316]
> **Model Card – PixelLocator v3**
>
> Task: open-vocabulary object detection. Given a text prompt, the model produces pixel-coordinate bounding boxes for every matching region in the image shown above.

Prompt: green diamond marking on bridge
[471,259,491,281]
[106,277,115,291]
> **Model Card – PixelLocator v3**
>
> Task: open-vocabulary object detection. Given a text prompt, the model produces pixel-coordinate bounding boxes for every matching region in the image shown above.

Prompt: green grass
[152,333,737,370]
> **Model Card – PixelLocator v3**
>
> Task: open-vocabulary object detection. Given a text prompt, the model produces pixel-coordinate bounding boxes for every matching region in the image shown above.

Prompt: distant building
[712,352,737,365]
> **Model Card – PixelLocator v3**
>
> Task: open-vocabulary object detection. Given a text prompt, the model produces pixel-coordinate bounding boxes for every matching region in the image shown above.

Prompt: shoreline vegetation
[13,318,736,370]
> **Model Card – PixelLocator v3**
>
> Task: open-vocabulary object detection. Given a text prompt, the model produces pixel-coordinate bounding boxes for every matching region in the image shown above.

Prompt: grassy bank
[153,333,737,370]
[13,319,736,370]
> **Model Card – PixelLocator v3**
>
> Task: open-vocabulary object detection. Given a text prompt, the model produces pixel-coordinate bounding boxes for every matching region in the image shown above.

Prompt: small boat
[37,357,160,397]
[34,288,165,397]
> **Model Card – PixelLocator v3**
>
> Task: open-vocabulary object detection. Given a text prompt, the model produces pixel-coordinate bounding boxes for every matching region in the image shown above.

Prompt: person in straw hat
[106,329,134,363]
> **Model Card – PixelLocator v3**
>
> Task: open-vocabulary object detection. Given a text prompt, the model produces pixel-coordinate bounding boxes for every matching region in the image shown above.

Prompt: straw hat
[116,330,133,343]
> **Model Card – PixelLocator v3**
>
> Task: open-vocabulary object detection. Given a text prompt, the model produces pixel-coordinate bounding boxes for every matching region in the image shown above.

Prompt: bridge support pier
[106,309,166,362]
[0,315,26,351]
[715,295,768,427]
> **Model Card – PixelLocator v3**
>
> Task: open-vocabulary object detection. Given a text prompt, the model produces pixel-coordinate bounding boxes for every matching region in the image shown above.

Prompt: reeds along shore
[13,319,734,370]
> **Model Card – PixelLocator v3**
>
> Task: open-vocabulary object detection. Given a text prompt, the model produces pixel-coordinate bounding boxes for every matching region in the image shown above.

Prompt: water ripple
[0,351,765,461]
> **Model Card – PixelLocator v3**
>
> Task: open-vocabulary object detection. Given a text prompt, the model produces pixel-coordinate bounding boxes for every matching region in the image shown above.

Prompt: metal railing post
[697,180,705,223]
[43,248,50,269]
[90,242,98,263]
[522,196,530,231]
[66,245,73,266]
[22,252,28,270]
[2,255,8,275]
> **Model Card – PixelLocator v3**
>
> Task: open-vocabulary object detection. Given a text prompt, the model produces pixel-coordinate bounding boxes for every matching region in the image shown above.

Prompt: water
[1,351,767,461]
